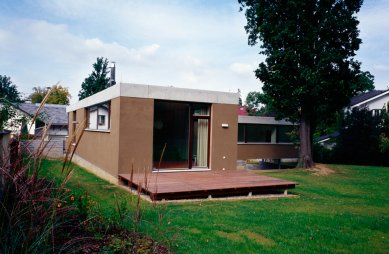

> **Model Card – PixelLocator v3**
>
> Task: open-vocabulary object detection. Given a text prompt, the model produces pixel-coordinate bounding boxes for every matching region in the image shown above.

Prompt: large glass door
[153,101,210,170]
[153,101,190,169]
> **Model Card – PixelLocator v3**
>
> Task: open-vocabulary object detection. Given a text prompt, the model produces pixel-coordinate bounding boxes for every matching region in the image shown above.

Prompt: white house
[316,89,389,148]
[349,89,389,115]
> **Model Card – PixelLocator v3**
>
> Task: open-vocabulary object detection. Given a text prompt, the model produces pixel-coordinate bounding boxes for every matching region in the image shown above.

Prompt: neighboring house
[2,102,68,139]
[17,103,68,139]
[315,132,339,150]
[1,102,68,158]
[237,105,248,116]
[349,89,389,115]
[316,89,389,148]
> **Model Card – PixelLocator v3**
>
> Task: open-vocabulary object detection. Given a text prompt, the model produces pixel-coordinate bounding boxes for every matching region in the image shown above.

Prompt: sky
[1,0,388,103]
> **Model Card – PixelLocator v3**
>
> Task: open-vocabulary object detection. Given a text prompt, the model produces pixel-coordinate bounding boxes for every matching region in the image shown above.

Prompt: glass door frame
[189,106,211,169]
[152,100,211,170]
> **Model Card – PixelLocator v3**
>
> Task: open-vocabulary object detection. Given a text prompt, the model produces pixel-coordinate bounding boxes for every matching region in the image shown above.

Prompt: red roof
[237,106,248,116]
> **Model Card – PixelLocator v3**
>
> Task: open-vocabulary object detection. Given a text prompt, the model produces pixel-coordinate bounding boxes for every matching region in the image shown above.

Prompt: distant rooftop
[350,89,389,107]
[18,103,67,125]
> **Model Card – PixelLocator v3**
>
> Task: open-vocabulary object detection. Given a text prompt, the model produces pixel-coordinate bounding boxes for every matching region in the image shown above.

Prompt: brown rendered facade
[67,83,239,183]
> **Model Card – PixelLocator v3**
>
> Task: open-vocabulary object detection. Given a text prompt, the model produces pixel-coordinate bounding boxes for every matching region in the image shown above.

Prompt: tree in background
[78,57,110,100]
[245,91,270,116]
[0,75,21,102]
[239,0,374,168]
[333,108,384,165]
[29,85,71,105]
[0,75,23,130]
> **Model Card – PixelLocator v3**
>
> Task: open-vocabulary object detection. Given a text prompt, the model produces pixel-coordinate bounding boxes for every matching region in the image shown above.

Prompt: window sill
[84,128,111,133]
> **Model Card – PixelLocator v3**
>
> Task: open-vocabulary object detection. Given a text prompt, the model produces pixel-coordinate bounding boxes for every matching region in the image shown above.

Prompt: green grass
[40,160,389,253]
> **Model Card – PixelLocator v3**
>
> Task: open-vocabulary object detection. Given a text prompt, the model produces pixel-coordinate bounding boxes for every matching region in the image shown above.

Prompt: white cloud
[0,1,266,102]
[139,44,160,56]
[230,63,255,75]
[0,19,165,100]
[373,65,389,71]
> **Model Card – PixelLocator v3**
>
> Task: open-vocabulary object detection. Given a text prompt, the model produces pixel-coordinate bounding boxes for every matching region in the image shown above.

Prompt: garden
[9,158,387,253]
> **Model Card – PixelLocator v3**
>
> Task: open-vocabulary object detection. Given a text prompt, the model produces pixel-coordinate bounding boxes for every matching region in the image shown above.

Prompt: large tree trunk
[297,114,314,168]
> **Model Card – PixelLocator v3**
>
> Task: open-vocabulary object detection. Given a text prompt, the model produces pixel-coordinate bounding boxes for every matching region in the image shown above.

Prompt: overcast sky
[1,0,388,103]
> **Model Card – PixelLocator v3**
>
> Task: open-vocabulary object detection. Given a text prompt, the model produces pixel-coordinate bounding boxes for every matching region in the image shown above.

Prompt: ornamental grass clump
[0,91,96,253]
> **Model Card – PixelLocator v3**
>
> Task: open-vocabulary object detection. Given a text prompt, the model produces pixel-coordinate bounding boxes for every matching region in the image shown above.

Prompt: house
[2,102,68,139]
[67,83,300,199]
[67,83,239,183]
[237,105,248,116]
[316,89,389,148]
[1,102,68,158]
[18,103,68,139]
[349,89,389,115]
[67,83,298,181]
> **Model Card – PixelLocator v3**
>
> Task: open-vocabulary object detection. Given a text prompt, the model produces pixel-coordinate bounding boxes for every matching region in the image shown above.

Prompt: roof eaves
[350,89,389,109]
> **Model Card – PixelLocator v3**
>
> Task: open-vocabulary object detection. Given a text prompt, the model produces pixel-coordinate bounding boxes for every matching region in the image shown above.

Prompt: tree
[239,0,374,168]
[245,91,270,116]
[29,87,47,104]
[0,75,21,102]
[78,57,110,100]
[29,85,71,105]
[334,108,381,165]
[0,75,23,130]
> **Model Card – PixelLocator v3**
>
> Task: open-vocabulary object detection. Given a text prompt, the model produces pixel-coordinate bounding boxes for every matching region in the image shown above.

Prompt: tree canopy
[239,0,374,168]
[0,75,22,130]
[78,57,110,100]
[29,85,71,105]
[245,91,270,116]
[0,75,21,102]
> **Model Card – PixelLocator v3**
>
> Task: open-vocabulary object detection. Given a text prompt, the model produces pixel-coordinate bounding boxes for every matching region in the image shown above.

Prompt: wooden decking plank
[119,170,297,200]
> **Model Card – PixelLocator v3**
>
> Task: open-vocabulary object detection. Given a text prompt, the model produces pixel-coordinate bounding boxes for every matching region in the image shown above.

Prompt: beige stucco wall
[210,104,238,170]
[71,98,120,178]
[118,97,154,174]
[237,144,298,160]
[69,97,239,176]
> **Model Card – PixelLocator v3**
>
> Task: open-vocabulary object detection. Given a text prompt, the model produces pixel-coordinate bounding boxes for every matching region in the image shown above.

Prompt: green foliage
[0,75,21,102]
[29,85,71,105]
[379,108,389,153]
[239,0,374,166]
[335,108,381,165]
[0,75,23,130]
[315,108,389,166]
[245,91,270,116]
[0,100,28,131]
[29,86,46,103]
[78,57,110,100]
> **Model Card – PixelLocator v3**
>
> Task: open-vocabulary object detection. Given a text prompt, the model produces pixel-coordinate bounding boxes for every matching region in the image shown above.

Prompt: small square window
[98,115,105,125]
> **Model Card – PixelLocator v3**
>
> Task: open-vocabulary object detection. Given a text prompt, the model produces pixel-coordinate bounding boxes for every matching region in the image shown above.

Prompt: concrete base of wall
[72,154,118,185]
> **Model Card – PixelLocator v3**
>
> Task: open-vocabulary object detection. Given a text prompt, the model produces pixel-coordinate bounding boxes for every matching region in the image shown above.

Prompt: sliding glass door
[153,101,210,170]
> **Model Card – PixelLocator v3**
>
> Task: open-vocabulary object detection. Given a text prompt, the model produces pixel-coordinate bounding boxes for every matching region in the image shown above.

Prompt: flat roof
[67,82,239,112]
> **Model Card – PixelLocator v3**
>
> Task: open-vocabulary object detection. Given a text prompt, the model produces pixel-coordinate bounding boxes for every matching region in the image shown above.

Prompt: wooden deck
[119,170,297,201]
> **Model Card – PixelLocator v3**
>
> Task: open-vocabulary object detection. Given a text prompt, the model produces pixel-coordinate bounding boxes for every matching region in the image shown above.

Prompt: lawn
[40,160,389,253]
